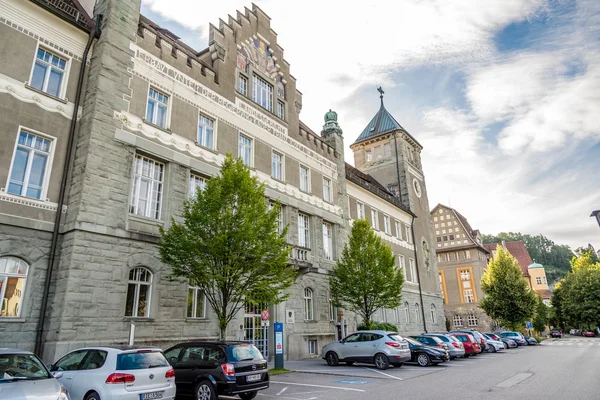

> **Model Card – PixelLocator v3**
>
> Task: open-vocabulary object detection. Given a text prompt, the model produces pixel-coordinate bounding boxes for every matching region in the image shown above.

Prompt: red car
[551,330,563,338]
[452,333,481,357]
[584,331,595,337]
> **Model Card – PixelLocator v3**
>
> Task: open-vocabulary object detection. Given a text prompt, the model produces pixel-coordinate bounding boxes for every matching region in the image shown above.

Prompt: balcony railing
[290,246,312,270]
[35,0,94,30]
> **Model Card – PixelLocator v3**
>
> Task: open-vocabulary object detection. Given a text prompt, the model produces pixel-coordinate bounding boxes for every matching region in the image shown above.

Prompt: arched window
[430,304,436,324]
[0,257,29,317]
[304,288,313,321]
[125,267,152,317]
[404,302,410,323]
[414,303,420,324]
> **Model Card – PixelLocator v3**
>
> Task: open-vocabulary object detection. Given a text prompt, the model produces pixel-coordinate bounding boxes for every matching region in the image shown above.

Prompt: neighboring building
[483,241,552,306]
[0,0,443,362]
[430,205,493,331]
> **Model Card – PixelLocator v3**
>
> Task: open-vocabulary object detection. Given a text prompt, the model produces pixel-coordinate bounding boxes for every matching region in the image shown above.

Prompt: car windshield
[387,334,406,342]
[227,344,264,362]
[405,338,424,346]
[0,353,51,382]
[454,335,468,343]
[116,351,169,370]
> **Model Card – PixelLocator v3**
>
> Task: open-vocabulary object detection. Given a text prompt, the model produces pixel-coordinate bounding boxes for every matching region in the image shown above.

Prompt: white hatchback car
[49,346,175,400]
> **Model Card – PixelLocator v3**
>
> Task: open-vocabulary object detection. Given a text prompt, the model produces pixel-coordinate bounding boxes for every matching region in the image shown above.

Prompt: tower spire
[377,86,384,107]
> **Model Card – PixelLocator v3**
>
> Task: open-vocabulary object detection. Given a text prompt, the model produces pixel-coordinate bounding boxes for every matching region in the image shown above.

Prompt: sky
[140,0,600,251]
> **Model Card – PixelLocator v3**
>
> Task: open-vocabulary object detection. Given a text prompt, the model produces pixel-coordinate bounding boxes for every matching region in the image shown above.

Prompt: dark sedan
[405,338,449,367]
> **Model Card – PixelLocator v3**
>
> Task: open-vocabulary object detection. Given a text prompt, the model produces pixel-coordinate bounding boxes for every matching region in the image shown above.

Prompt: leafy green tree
[330,219,404,326]
[532,296,548,333]
[480,245,537,331]
[550,283,565,329]
[158,155,295,339]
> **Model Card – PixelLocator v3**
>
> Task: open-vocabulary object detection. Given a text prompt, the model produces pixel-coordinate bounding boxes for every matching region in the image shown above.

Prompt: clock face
[413,178,422,198]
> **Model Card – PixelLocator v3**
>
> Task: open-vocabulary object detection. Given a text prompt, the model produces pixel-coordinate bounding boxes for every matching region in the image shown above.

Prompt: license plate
[246,374,261,382]
[140,391,164,400]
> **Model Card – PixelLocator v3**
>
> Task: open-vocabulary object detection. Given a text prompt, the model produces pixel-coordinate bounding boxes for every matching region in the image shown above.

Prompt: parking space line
[364,367,403,380]
[270,381,366,392]
[277,387,289,395]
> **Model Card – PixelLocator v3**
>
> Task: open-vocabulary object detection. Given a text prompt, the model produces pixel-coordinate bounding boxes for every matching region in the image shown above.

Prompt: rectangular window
[384,143,391,157]
[239,135,252,167]
[189,174,206,199]
[444,253,451,262]
[460,269,471,281]
[7,131,52,200]
[308,340,317,355]
[464,250,471,259]
[238,75,248,96]
[187,287,205,318]
[272,151,283,180]
[130,155,164,219]
[455,252,460,261]
[366,150,372,161]
[463,289,475,303]
[357,202,365,219]
[395,221,401,239]
[197,114,214,149]
[298,213,310,248]
[323,177,332,202]
[467,314,478,326]
[383,215,391,235]
[146,87,169,128]
[399,255,406,277]
[536,277,542,285]
[300,165,310,192]
[252,74,273,111]
[405,226,412,244]
[30,47,67,98]
[409,259,417,283]
[439,272,447,304]
[453,315,463,327]
[277,100,285,119]
[388,184,399,197]
[374,146,382,159]
[323,222,333,261]
[370,209,379,230]
[269,202,284,234]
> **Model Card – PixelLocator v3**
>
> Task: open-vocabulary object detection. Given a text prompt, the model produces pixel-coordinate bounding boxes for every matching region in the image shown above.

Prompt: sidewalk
[268,357,395,378]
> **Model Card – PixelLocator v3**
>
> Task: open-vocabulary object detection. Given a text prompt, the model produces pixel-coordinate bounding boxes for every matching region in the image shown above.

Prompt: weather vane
[377,86,384,98]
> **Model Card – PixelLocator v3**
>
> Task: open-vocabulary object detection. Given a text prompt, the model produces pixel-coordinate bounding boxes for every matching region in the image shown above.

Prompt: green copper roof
[528,262,544,269]
[354,101,404,144]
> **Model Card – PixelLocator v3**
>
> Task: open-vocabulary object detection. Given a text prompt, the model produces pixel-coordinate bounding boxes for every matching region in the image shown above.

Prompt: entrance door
[244,302,268,358]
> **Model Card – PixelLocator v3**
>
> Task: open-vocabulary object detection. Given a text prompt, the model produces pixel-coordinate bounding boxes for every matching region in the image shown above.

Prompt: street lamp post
[591,210,600,228]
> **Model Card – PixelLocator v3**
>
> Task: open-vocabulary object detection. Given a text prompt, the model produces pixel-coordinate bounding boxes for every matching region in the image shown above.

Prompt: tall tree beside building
[329,219,404,326]
[480,245,537,331]
[158,155,295,339]
[533,295,549,334]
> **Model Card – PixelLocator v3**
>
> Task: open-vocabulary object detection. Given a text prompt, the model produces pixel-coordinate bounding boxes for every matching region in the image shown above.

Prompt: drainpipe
[392,132,403,204]
[35,16,102,356]
[410,215,428,333]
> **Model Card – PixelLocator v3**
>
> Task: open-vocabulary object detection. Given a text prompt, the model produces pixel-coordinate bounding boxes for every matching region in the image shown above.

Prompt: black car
[164,341,269,400]
[405,337,449,367]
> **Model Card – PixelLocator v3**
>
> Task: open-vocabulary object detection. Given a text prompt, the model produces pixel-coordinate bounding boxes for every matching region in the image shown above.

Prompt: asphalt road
[245,336,600,400]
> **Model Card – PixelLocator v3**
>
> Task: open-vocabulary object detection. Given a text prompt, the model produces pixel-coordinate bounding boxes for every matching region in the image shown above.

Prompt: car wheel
[503,343,508,349]
[345,361,355,366]
[325,351,339,366]
[85,393,101,400]
[417,353,431,367]
[491,345,497,353]
[374,353,389,370]
[195,380,217,400]
[239,392,258,400]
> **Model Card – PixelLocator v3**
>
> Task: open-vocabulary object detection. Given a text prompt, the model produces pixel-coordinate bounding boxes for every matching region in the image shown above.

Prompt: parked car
[551,330,563,338]
[451,330,487,352]
[49,346,175,400]
[481,334,505,353]
[584,330,596,337]
[500,338,518,349]
[499,331,528,346]
[404,338,449,366]
[411,335,450,352]
[0,348,69,400]
[322,331,411,370]
[164,341,268,400]
[421,333,465,359]
[526,337,539,345]
[450,333,480,357]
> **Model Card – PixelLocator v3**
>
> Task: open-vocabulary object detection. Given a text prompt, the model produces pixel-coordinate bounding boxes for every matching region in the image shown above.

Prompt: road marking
[364,367,403,380]
[270,381,366,392]
[496,373,533,388]
[276,387,288,395]
[441,363,465,367]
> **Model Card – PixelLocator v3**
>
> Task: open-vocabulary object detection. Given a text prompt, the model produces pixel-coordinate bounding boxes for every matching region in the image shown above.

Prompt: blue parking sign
[526,321,533,329]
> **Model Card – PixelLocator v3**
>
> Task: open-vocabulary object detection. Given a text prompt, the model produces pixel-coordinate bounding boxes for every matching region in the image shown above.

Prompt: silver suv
[322,331,411,370]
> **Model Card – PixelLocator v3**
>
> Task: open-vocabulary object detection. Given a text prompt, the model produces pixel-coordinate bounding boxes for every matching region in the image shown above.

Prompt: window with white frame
[323,177,332,203]
[384,143,391,157]
[444,253,451,262]
[277,100,285,120]
[437,254,442,263]
[414,303,420,324]
[393,307,400,323]
[197,114,214,149]
[409,259,417,283]
[357,202,365,219]
[543,277,547,284]
[366,149,372,161]
[238,135,252,167]
[0,257,29,318]
[125,267,152,317]
[252,74,273,111]
[7,131,53,200]
[370,209,379,230]
[329,295,337,321]
[238,74,248,96]
[455,252,460,261]
[464,250,471,259]
[323,222,333,261]
[463,289,475,303]
[308,339,317,355]
[189,174,206,199]
[536,277,542,285]
[272,151,283,180]
[374,146,382,159]
[146,87,169,128]
[399,255,406,277]
[430,304,436,324]
[460,269,471,281]
[187,285,205,318]
[130,155,164,219]
[383,215,391,235]
[405,225,412,244]
[404,302,410,323]
[30,47,67,98]
[298,213,310,248]
[395,220,401,238]
[269,201,284,234]
[300,165,310,192]
[467,314,478,327]
[304,288,313,320]
[453,314,463,327]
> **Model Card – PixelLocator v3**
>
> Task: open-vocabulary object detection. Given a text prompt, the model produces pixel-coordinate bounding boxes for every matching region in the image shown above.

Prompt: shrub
[357,321,399,331]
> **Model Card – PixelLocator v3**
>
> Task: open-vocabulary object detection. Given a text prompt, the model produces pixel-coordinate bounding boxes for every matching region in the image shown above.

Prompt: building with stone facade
[0,0,444,362]
[430,205,493,331]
